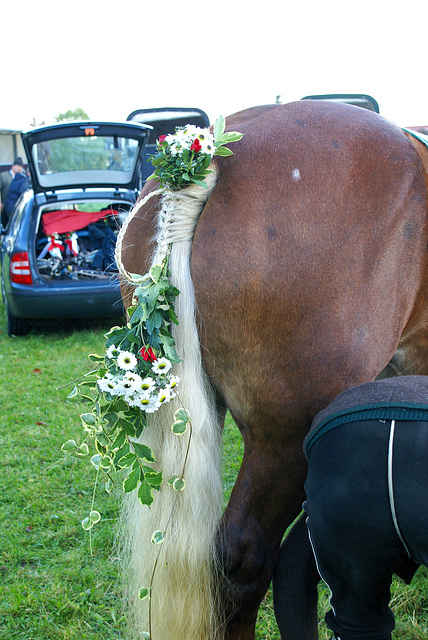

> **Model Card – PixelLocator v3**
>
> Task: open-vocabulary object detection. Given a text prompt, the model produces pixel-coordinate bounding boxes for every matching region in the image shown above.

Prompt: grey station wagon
[0,109,211,337]
[0,120,151,336]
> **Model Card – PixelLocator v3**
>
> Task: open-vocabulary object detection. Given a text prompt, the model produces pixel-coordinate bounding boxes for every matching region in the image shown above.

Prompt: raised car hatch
[21,121,151,194]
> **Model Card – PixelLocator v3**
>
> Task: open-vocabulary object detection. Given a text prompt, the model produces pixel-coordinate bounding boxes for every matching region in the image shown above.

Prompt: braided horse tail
[116,168,226,639]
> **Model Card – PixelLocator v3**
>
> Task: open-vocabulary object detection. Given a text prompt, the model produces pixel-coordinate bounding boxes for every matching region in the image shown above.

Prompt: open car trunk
[35,199,132,281]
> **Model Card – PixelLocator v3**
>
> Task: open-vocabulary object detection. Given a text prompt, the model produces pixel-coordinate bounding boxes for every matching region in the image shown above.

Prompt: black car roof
[126,107,210,144]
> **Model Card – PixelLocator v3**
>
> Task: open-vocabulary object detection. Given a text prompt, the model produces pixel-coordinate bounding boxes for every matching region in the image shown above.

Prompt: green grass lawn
[0,305,427,639]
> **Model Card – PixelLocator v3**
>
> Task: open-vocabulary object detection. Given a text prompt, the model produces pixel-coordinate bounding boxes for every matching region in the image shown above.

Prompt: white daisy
[181,125,199,138]
[196,130,215,156]
[97,376,116,394]
[106,345,121,359]
[119,378,135,397]
[157,387,172,405]
[167,374,180,389]
[165,133,177,146]
[111,383,126,396]
[138,376,156,393]
[98,374,122,395]
[152,358,172,375]
[124,371,142,388]
[124,394,139,407]
[117,350,138,371]
[135,394,160,414]
[202,139,214,156]
[165,133,183,156]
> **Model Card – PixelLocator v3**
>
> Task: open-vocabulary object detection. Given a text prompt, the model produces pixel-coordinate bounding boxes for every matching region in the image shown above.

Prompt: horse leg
[217,419,310,640]
[379,328,428,378]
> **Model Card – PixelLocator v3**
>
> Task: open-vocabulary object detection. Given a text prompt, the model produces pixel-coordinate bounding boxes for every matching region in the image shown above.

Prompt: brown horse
[118,100,428,639]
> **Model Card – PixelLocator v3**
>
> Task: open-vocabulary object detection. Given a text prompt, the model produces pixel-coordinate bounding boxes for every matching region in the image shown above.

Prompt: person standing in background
[0,157,27,227]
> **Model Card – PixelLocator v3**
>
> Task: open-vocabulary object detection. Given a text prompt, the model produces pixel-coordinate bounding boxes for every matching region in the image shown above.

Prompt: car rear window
[32,134,140,189]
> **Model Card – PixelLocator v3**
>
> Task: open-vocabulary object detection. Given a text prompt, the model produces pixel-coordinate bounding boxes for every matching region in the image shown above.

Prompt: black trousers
[304,419,427,640]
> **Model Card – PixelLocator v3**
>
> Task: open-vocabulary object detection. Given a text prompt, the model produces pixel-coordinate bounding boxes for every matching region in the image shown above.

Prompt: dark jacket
[4,172,29,215]
[304,375,428,458]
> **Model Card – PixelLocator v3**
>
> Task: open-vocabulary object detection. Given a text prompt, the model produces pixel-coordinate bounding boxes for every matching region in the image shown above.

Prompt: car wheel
[6,304,30,336]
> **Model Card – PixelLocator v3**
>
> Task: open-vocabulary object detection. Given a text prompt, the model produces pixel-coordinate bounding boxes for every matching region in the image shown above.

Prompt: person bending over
[303,375,428,640]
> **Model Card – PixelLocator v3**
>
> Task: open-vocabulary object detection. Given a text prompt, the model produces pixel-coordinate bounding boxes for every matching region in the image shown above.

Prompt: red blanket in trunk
[42,209,118,235]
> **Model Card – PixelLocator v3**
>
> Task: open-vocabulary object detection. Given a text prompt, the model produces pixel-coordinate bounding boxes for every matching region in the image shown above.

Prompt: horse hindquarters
[120,101,428,640]
[191,101,428,638]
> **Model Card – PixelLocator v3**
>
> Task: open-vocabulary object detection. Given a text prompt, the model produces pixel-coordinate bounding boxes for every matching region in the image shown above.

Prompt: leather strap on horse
[402,127,428,150]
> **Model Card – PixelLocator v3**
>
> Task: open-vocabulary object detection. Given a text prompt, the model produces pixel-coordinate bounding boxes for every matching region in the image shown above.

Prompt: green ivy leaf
[78,386,96,394]
[146,310,163,334]
[95,440,108,456]
[173,477,185,491]
[132,441,156,463]
[140,280,161,302]
[150,264,162,283]
[123,466,140,493]
[61,439,77,453]
[104,413,119,430]
[116,452,137,469]
[82,510,101,530]
[218,131,244,143]
[167,307,179,325]
[138,587,151,601]
[191,178,209,188]
[90,454,102,469]
[96,432,109,448]
[76,442,89,456]
[151,530,164,544]
[172,420,187,435]
[214,146,234,157]
[138,479,154,507]
[145,470,163,488]
[88,353,105,362]
[112,398,130,412]
[174,408,189,423]
[81,413,96,427]
[111,429,126,451]
[214,115,225,141]
[81,517,91,531]
[158,336,179,363]
[90,510,101,523]
[100,455,113,470]
[129,303,144,322]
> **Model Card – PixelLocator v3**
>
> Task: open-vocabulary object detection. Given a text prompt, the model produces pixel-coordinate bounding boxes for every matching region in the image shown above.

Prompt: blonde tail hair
[118,168,226,639]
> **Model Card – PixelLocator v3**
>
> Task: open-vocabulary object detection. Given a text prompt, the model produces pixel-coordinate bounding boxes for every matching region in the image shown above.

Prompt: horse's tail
[119,169,226,639]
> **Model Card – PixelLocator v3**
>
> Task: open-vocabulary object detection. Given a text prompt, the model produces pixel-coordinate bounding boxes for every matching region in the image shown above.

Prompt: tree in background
[49,108,108,173]
[55,108,90,122]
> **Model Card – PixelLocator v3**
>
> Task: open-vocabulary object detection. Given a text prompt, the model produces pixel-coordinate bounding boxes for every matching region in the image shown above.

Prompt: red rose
[158,135,167,144]
[190,138,202,153]
[139,346,156,362]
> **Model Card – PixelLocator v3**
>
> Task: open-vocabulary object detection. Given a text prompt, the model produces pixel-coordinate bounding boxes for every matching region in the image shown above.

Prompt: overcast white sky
[3,0,428,130]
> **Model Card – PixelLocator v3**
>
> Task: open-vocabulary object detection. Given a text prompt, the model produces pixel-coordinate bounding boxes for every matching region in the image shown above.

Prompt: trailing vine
[61,116,243,637]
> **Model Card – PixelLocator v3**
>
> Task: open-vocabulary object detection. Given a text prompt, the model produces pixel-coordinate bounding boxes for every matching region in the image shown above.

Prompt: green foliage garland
[62,116,243,527]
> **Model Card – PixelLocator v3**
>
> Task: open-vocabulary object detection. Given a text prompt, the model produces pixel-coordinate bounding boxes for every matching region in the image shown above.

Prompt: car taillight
[10,251,33,285]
